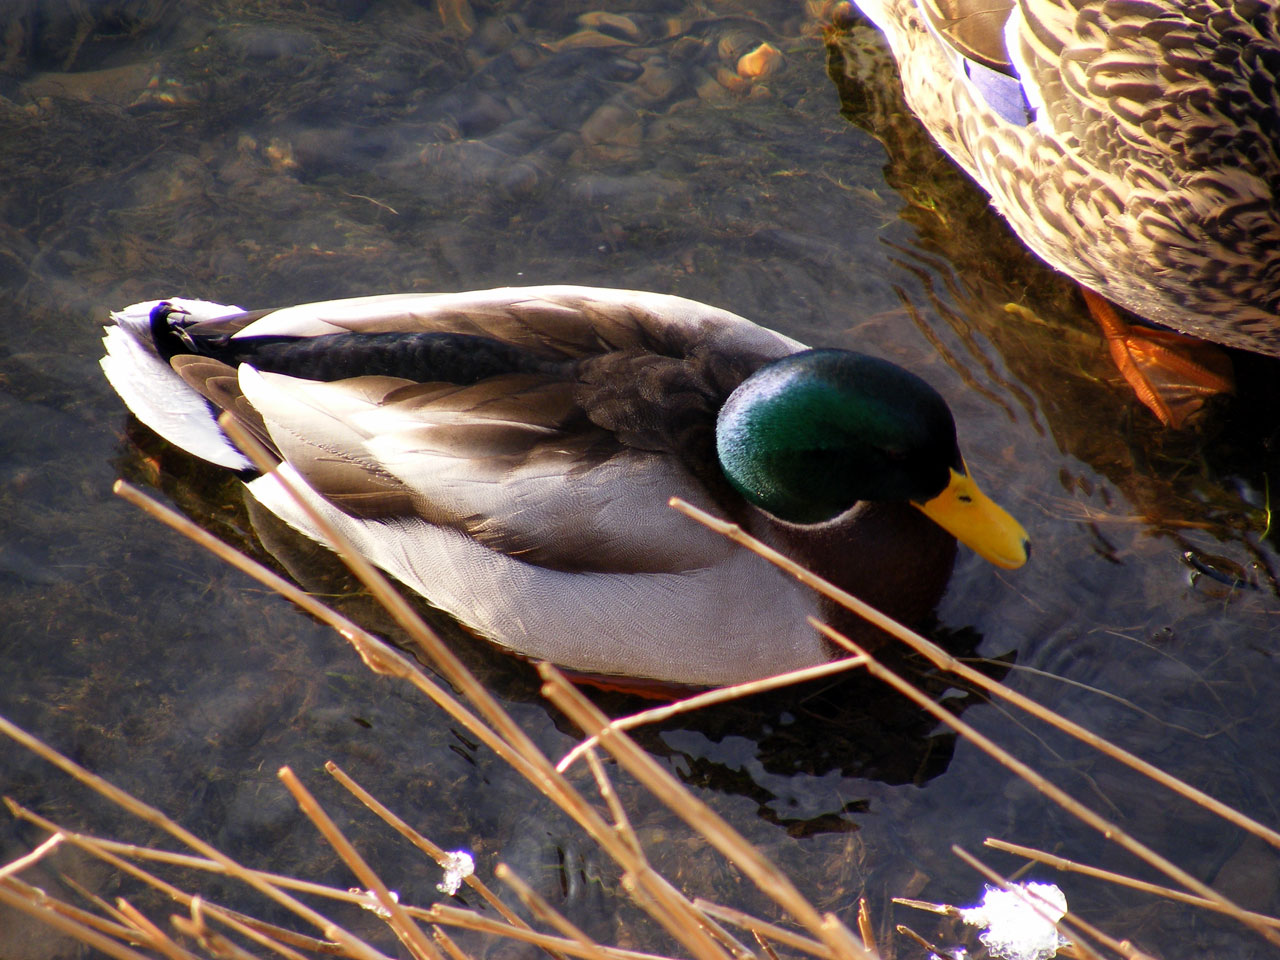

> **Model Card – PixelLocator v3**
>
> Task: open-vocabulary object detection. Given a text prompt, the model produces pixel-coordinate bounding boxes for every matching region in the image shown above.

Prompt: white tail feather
[100,299,254,471]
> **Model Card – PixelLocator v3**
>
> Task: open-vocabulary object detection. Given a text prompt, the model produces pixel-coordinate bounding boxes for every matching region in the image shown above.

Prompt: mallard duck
[838,0,1280,417]
[101,286,1028,687]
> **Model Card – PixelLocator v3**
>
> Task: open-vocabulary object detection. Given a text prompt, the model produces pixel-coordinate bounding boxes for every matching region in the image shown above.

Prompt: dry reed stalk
[423,902,678,960]
[117,478,736,960]
[57,815,391,959]
[212,418,552,782]
[576,745,763,960]
[323,762,537,939]
[48,873,125,932]
[0,874,141,945]
[985,838,1280,929]
[112,480,536,783]
[277,765,440,960]
[0,715,392,960]
[669,496,1280,941]
[693,900,833,958]
[62,448,1249,957]
[809,620,1280,948]
[0,878,156,960]
[948,846,1107,960]
[34,804,437,959]
[171,904,265,960]
[556,656,868,773]
[570,748,781,960]
[430,926,474,960]
[493,863,596,948]
[581,749,645,860]
[48,859,348,960]
[854,900,875,957]
[7,796,413,945]
[98,497,730,960]
[750,929,781,960]
[207,418,774,960]
[11,823,353,960]
[537,664,875,960]
[115,897,203,960]
[0,831,63,880]
[668,497,1280,854]
[891,923,940,956]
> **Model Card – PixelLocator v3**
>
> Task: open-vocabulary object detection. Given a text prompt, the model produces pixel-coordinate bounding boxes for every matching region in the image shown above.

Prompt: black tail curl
[147,301,567,385]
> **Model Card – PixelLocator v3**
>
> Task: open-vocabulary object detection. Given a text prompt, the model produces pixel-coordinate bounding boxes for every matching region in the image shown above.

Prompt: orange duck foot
[1082,288,1235,429]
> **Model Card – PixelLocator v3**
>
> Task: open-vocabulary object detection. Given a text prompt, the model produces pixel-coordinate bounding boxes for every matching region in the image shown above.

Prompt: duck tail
[101,298,255,470]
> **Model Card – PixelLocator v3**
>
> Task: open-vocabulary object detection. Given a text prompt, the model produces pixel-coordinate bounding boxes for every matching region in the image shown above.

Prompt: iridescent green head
[715,349,1029,568]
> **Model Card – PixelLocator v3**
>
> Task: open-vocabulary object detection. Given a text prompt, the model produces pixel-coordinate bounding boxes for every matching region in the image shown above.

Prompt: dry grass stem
[889,898,953,917]
[65,830,345,958]
[323,762,532,936]
[582,749,644,861]
[430,926,474,960]
[494,862,593,948]
[114,475,804,960]
[0,715,392,960]
[669,497,1280,854]
[7,796,411,945]
[58,873,133,931]
[276,766,439,960]
[693,900,834,959]
[985,838,1280,929]
[810,621,1280,948]
[556,657,868,773]
[212,421,746,960]
[170,909,264,960]
[538,663,873,960]
[0,831,64,880]
[31,452,1252,960]
[0,878,157,960]
[949,846,1104,960]
[6,804,373,957]
[751,929,781,960]
[115,897,203,960]
[1,874,141,945]
[424,902,678,960]
[214,417,551,785]
[854,899,875,956]
[892,924,938,955]
[112,481,537,784]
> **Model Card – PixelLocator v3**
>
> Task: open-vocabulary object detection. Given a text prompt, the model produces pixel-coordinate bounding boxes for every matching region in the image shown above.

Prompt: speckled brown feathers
[849,0,1280,353]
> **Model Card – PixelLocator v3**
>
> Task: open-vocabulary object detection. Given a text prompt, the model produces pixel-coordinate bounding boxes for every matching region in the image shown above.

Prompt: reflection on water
[2,2,1280,957]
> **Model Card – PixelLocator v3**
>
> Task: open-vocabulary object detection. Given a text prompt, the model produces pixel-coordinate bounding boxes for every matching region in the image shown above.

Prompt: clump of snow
[349,887,398,918]
[437,850,475,895]
[958,882,1069,960]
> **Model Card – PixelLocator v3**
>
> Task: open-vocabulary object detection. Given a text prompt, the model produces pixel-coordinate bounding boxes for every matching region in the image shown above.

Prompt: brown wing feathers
[169,354,277,463]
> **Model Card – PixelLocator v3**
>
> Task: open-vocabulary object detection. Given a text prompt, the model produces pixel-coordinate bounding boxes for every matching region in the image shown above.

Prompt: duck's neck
[760,500,957,652]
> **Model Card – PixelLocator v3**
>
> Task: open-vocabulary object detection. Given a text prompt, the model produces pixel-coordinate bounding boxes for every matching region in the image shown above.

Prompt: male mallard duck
[838,0,1280,422]
[101,286,1028,687]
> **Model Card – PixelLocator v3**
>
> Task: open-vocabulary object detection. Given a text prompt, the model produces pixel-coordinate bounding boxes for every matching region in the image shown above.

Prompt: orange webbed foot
[1083,288,1234,429]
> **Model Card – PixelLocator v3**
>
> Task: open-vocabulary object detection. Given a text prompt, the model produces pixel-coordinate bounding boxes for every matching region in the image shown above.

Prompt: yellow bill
[915,466,1029,569]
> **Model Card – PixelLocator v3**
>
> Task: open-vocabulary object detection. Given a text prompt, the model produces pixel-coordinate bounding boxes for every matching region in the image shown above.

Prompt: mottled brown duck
[841,0,1280,425]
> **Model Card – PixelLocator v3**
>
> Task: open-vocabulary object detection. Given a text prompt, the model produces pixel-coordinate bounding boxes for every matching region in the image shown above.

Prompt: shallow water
[2,2,1279,957]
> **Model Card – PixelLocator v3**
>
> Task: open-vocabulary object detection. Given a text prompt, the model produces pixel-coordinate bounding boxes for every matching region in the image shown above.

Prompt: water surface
[2,2,1279,957]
